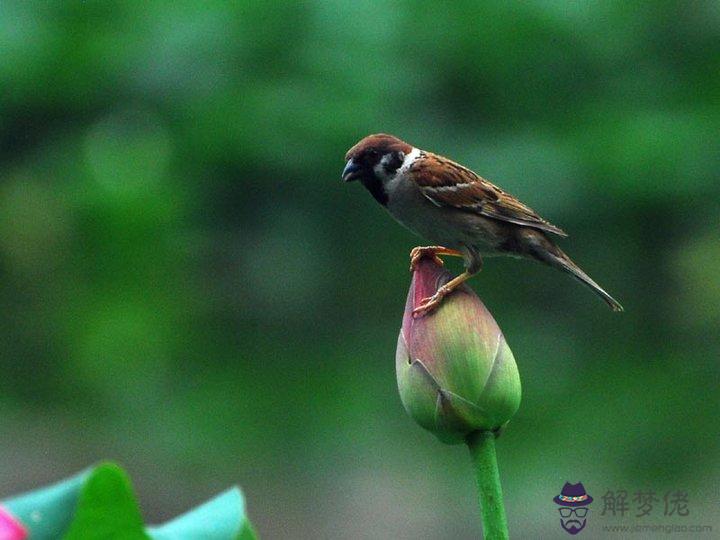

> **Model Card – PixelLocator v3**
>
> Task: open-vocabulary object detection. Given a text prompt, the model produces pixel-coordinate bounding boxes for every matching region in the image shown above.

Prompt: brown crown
[345,134,413,161]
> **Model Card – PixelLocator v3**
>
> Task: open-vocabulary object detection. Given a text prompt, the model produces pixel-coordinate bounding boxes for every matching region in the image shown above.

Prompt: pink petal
[0,506,27,540]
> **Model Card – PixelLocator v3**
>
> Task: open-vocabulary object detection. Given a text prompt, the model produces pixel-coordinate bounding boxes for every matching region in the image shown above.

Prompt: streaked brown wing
[412,153,568,237]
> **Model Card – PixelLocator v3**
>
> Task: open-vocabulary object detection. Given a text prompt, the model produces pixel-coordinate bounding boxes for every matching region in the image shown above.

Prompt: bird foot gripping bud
[396,256,521,444]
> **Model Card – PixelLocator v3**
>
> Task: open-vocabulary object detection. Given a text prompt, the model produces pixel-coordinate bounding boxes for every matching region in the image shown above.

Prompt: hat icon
[554,482,593,507]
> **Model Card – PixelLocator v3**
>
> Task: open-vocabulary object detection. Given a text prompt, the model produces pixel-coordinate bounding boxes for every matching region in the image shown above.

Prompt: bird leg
[409,246,463,271]
[412,270,475,318]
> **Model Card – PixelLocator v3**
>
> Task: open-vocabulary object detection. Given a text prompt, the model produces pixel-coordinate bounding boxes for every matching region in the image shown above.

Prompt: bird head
[342,134,413,183]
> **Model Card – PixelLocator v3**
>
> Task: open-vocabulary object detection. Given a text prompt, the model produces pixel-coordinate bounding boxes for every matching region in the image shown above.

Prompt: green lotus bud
[396,256,521,444]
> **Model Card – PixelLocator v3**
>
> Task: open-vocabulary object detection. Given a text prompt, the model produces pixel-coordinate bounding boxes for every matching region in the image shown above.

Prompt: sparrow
[342,133,623,316]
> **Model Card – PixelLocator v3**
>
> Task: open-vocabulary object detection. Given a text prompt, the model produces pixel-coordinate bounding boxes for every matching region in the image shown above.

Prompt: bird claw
[412,286,451,318]
[409,247,445,272]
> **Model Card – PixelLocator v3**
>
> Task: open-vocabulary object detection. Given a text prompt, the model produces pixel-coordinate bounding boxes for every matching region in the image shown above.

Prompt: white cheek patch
[382,147,422,192]
[373,161,389,180]
[375,151,406,180]
[375,147,422,187]
[374,154,393,179]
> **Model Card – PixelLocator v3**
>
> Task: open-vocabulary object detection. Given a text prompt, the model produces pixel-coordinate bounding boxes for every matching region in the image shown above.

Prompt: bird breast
[384,171,505,255]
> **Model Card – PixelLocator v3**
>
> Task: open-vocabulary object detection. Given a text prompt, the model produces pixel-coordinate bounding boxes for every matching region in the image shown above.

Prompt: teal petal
[3,468,91,539]
[146,487,251,540]
[4,465,258,540]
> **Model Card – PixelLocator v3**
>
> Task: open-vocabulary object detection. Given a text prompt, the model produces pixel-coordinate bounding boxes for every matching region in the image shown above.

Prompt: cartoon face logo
[554,482,593,535]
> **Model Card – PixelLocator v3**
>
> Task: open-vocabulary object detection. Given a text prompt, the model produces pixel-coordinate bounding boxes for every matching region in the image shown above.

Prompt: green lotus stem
[466,430,509,540]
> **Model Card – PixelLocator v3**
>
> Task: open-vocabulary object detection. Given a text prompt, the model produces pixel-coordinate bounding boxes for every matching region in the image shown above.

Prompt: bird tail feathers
[529,236,624,312]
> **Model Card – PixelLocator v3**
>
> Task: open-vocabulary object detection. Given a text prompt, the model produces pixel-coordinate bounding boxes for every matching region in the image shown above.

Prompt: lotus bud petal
[396,256,521,443]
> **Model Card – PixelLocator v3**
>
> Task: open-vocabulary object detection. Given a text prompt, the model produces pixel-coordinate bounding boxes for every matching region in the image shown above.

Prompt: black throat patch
[360,175,388,206]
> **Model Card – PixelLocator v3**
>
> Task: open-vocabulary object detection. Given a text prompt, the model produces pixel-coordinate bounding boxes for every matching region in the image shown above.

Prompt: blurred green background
[1,2,718,538]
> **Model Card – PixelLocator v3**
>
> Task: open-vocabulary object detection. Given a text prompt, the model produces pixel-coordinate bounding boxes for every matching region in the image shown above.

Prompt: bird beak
[342,159,362,182]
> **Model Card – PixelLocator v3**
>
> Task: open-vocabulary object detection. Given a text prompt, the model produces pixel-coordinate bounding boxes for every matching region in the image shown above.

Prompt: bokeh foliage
[1,1,718,538]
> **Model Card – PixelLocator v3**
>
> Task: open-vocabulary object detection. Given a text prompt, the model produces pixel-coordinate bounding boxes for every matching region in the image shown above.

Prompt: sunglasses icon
[559,507,589,518]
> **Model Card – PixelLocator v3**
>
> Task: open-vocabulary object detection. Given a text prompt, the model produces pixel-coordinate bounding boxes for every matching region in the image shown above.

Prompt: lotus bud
[396,256,521,443]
